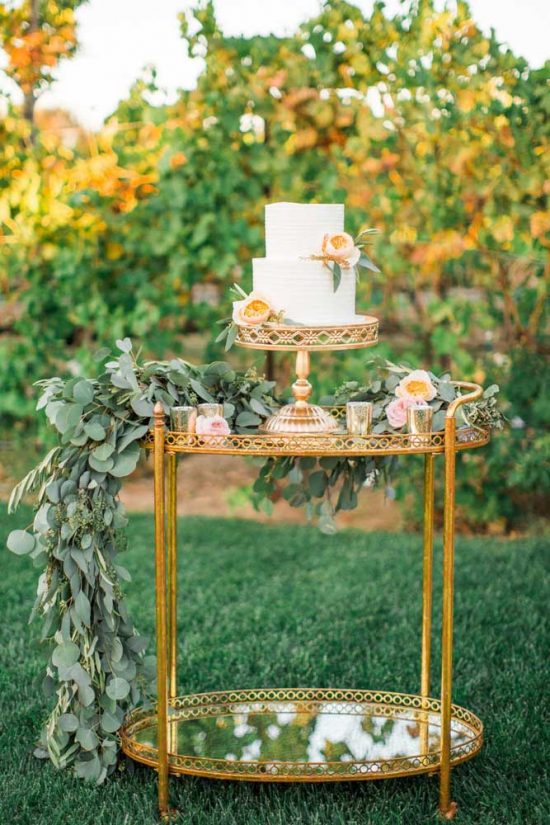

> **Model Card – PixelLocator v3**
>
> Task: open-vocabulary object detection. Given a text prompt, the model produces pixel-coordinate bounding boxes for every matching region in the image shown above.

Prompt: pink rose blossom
[195,414,231,436]
[386,396,416,429]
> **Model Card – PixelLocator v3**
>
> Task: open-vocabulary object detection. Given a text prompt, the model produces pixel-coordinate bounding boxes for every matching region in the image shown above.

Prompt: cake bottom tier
[120,687,483,781]
[252,257,360,325]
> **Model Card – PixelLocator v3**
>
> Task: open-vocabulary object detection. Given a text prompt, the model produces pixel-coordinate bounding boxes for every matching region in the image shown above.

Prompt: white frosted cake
[252,202,362,326]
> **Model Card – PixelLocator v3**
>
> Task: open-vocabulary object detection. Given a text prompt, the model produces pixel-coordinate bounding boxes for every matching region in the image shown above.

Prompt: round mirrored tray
[121,688,483,782]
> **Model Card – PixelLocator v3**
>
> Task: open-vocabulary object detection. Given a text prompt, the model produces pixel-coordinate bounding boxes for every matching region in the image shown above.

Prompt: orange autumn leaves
[0,2,77,94]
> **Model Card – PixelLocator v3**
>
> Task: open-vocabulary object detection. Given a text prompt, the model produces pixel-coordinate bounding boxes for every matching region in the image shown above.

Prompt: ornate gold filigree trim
[141,422,490,456]
[120,687,483,782]
[235,316,379,351]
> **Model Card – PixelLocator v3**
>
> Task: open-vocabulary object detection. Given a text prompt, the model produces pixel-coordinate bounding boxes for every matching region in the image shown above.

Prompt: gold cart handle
[447,381,483,419]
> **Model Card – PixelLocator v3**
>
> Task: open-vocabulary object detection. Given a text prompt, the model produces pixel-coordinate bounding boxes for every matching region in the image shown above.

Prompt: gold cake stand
[236,316,379,433]
[121,379,489,821]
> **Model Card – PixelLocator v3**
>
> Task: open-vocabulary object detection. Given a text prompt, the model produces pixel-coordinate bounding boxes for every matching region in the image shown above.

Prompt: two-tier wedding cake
[250,202,364,326]
[227,201,379,433]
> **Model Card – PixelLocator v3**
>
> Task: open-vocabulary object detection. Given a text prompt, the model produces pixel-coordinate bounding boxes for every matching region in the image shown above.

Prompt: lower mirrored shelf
[121,688,483,782]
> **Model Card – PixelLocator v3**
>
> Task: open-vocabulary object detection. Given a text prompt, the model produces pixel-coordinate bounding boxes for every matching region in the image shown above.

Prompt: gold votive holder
[406,404,433,447]
[197,403,224,418]
[170,405,197,433]
[346,401,373,435]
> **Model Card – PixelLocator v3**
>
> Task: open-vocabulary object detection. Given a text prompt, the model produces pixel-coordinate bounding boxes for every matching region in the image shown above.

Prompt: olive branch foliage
[6,341,504,781]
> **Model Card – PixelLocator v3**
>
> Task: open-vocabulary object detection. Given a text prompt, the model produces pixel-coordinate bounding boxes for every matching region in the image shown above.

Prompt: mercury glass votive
[170,405,197,433]
[346,401,373,435]
[406,404,433,446]
[197,403,224,418]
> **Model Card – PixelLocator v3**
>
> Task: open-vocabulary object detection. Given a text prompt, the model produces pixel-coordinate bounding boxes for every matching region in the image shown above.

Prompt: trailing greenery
[5,340,505,781]
[5,341,280,783]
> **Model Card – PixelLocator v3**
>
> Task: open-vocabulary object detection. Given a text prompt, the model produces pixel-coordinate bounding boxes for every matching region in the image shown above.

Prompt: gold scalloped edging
[120,687,483,782]
[235,316,379,351]
[141,423,490,456]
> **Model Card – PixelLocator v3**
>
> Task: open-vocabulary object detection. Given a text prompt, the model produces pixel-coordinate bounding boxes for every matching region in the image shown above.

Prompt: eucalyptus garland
[7,341,504,781]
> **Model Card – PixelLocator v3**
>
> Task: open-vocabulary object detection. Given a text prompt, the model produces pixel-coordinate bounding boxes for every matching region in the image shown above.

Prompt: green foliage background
[1,0,548,530]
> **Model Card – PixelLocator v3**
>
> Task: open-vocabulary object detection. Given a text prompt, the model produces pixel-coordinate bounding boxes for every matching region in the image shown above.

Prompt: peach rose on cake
[395,369,437,402]
[386,396,416,429]
[321,232,361,268]
[232,291,274,326]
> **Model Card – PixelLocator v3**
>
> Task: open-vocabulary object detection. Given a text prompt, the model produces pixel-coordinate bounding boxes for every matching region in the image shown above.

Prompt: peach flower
[232,291,274,326]
[395,369,437,402]
[386,396,416,429]
[195,414,231,435]
[322,232,361,268]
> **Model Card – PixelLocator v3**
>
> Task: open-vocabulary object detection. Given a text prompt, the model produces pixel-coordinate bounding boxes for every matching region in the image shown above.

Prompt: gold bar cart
[120,321,489,821]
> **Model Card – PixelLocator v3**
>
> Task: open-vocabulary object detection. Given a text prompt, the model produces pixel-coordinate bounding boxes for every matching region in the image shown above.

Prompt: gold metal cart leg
[420,453,435,756]
[167,453,178,756]
[153,403,170,820]
[439,417,458,820]
[167,453,178,702]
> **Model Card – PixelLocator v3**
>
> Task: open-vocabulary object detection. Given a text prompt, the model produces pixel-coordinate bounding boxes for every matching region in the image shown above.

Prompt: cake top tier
[265,202,344,258]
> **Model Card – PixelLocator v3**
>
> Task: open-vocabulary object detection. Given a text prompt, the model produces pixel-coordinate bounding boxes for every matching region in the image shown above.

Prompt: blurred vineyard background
[1,0,548,532]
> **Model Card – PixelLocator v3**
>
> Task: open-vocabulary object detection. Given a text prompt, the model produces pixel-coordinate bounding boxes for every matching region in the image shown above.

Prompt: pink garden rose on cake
[232,291,276,326]
[321,232,361,269]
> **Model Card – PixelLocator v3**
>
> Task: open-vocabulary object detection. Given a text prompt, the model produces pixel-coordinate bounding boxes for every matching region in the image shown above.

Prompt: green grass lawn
[1,505,548,825]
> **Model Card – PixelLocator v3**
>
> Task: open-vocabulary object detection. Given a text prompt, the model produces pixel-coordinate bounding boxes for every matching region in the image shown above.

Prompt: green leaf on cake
[215,324,229,343]
[225,322,238,351]
[332,262,342,292]
[358,252,380,273]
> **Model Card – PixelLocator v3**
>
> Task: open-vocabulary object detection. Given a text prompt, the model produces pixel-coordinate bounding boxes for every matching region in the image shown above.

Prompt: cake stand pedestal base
[260,350,338,434]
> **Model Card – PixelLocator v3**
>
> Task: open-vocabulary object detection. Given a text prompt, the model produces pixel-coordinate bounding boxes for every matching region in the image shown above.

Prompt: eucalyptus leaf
[78,683,95,707]
[56,403,83,434]
[236,411,261,427]
[438,382,456,403]
[108,443,140,478]
[84,422,106,441]
[249,398,269,416]
[106,677,130,701]
[117,424,149,452]
[189,379,215,401]
[88,454,115,473]
[432,411,446,431]
[92,443,115,461]
[76,727,100,752]
[74,590,91,627]
[52,641,80,668]
[58,713,79,732]
[130,397,154,417]
[308,471,327,497]
[73,380,95,405]
[100,711,122,734]
[74,753,101,781]
[7,529,36,555]
[116,337,132,353]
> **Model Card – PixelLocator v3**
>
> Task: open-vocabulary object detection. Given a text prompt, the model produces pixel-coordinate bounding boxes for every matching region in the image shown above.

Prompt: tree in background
[0,0,86,124]
[0,0,548,530]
